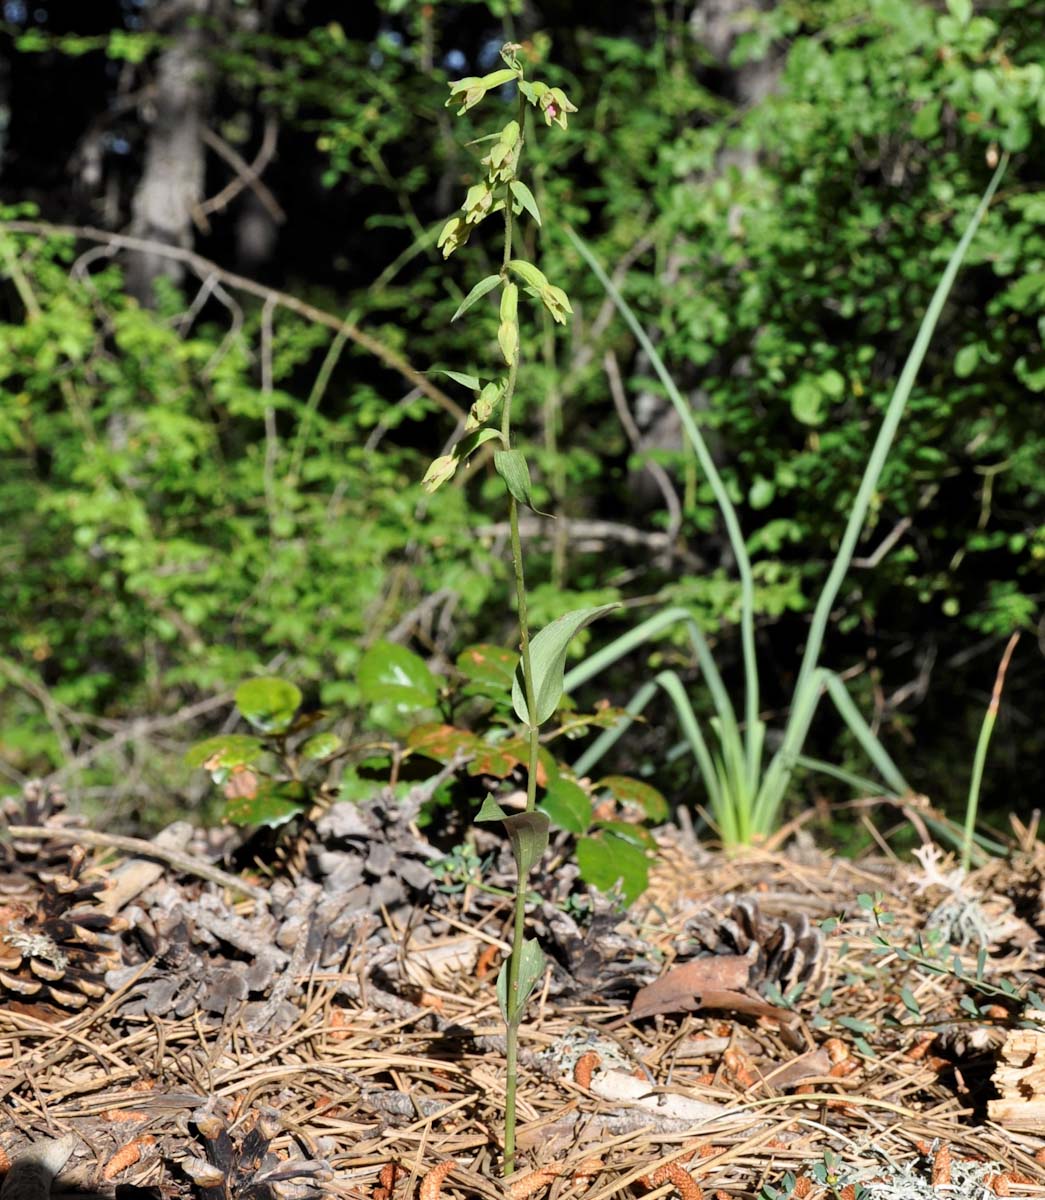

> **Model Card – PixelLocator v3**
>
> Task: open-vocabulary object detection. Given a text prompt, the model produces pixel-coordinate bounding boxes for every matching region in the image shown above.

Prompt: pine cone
[685,897,825,999]
[180,1105,331,1200]
[1,782,85,895]
[0,823,128,1012]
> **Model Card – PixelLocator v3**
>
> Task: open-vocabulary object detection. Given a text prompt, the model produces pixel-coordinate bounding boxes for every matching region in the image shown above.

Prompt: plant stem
[499,93,542,1178]
[962,630,1019,872]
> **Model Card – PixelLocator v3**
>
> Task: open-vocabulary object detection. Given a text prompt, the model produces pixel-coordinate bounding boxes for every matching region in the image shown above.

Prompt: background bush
[0,0,1041,833]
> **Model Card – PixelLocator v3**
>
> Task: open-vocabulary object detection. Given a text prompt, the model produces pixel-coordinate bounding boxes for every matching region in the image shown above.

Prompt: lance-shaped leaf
[510,180,542,226]
[494,448,540,511]
[475,793,550,875]
[452,273,501,321]
[512,604,620,726]
[436,369,481,392]
[496,938,546,1025]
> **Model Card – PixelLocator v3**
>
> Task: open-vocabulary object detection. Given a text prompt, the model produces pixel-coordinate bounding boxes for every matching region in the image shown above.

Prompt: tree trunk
[127,0,212,303]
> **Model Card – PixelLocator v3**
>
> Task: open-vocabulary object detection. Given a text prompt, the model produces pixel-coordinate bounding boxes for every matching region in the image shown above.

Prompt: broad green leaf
[406,722,478,762]
[592,819,656,849]
[790,378,823,426]
[358,641,440,711]
[946,0,971,23]
[575,833,649,905]
[476,793,550,875]
[494,448,539,510]
[510,180,542,226]
[496,937,545,1024]
[452,273,501,321]
[467,740,525,778]
[300,731,343,760]
[512,604,620,725]
[954,344,980,377]
[597,775,669,822]
[338,770,385,803]
[456,643,519,691]
[224,779,309,828]
[539,777,592,834]
[234,677,302,734]
[749,477,774,509]
[184,733,264,770]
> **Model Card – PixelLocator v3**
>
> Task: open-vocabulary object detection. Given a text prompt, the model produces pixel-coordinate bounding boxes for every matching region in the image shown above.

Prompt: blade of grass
[793,753,894,796]
[571,671,724,816]
[564,228,762,792]
[563,606,743,766]
[761,157,1008,822]
[962,631,1020,871]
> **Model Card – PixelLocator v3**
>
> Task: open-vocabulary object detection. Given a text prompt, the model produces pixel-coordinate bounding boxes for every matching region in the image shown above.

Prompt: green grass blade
[793,753,892,796]
[821,671,910,796]
[962,632,1019,871]
[563,606,743,760]
[565,228,761,785]
[767,159,1007,813]
[571,670,724,818]
[790,158,1007,707]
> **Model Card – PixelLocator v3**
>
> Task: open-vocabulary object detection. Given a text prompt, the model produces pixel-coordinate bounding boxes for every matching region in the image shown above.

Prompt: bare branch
[0,220,466,424]
[198,115,285,225]
[603,347,683,542]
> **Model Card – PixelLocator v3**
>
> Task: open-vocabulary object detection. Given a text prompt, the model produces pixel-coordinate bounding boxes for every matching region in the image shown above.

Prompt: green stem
[962,631,1019,872]
[499,90,541,1179]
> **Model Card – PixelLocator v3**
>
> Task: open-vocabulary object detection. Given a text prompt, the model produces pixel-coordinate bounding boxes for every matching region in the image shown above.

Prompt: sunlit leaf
[539,776,591,834]
[235,677,302,734]
[358,641,440,712]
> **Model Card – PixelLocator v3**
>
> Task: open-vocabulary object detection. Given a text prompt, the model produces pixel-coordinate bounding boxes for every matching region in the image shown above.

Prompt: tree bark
[127,0,212,303]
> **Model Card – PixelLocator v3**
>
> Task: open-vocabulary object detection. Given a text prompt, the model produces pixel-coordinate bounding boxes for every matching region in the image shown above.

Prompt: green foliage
[185,678,327,828]
[2,0,1042,830]
[568,158,1004,844]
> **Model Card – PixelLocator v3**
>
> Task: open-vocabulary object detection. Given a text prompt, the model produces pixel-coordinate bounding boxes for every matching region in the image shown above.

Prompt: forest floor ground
[2,805,1045,1200]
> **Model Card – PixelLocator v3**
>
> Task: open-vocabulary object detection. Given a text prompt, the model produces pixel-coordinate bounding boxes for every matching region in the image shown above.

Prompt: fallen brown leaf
[629,956,752,1020]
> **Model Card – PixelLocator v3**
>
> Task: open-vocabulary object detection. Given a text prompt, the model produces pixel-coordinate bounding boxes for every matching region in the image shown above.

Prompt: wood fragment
[989,1028,1045,1131]
[0,1136,77,1200]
